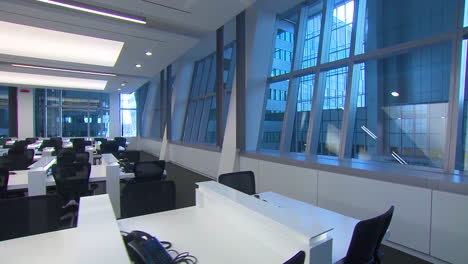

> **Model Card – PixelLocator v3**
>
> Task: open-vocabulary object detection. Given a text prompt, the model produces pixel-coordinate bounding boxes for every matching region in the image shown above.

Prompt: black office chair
[11,140,28,151]
[7,149,35,170]
[100,141,119,154]
[84,140,93,146]
[283,251,306,264]
[70,138,84,144]
[25,137,38,145]
[0,168,8,199]
[120,180,176,218]
[75,152,90,164]
[94,137,107,144]
[72,140,86,153]
[218,171,256,195]
[114,150,140,163]
[343,206,395,264]
[0,195,61,241]
[39,139,62,152]
[52,162,93,203]
[114,137,127,150]
[133,160,166,182]
[56,149,77,165]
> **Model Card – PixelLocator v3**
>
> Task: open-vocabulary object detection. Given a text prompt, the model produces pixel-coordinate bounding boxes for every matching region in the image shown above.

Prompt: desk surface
[118,206,295,264]
[258,192,359,263]
[7,165,134,190]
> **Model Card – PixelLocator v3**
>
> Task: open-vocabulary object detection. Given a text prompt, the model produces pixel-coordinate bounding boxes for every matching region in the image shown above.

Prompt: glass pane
[191,60,205,98]
[198,56,213,97]
[62,90,91,108]
[317,67,348,156]
[205,97,217,144]
[260,80,289,150]
[224,45,236,90]
[121,109,137,137]
[327,0,354,62]
[0,87,8,137]
[190,100,205,142]
[89,109,109,137]
[357,0,456,54]
[62,109,88,137]
[207,54,217,94]
[47,89,61,105]
[198,97,213,143]
[46,107,61,137]
[301,1,323,69]
[348,43,451,168]
[271,10,298,77]
[120,93,136,109]
[458,40,468,170]
[183,102,197,142]
[291,75,315,152]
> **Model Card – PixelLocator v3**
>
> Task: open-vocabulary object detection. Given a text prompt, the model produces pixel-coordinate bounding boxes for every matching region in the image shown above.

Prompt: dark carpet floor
[140,152,432,264]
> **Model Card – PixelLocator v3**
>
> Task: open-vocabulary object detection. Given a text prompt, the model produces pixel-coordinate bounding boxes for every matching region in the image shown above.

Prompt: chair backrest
[134,161,165,181]
[56,149,77,165]
[343,206,395,264]
[70,138,84,144]
[0,168,9,199]
[84,140,93,146]
[114,137,127,148]
[25,137,38,145]
[7,149,35,170]
[11,140,28,151]
[94,137,107,144]
[52,162,92,202]
[218,171,256,195]
[100,141,119,154]
[75,152,90,164]
[114,150,140,163]
[40,139,62,151]
[72,140,86,153]
[283,251,306,264]
[120,180,176,218]
[0,195,60,241]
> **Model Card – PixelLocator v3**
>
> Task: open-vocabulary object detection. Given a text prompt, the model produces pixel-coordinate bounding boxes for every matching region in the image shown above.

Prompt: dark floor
[140,152,431,264]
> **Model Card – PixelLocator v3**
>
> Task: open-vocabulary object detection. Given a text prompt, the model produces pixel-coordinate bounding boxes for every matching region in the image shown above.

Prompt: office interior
[0,0,466,263]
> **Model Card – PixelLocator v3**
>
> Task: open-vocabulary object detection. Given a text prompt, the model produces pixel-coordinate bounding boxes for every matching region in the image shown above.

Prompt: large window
[182,42,236,144]
[35,89,110,137]
[0,87,8,137]
[120,92,137,137]
[260,0,460,171]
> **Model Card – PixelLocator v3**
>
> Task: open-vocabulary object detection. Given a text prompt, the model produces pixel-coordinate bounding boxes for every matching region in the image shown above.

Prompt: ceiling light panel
[0,71,107,90]
[0,21,124,67]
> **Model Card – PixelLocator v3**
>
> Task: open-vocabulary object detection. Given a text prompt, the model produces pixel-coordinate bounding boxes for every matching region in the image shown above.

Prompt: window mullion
[339,0,364,159]
[307,0,333,155]
[280,5,308,153]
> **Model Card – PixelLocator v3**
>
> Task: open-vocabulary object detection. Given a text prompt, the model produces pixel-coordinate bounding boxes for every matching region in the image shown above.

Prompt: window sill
[241,150,468,196]
[169,141,221,153]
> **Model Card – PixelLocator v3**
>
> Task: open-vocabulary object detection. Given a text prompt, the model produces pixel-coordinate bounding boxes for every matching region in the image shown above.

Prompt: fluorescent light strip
[0,71,107,90]
[11,64,117,77]
[37,0,147,24]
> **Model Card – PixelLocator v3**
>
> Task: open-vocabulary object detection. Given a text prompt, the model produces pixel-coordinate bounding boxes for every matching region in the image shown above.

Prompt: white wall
[167,143,219,178]
[138,137,163,157]
[17,88,34,139]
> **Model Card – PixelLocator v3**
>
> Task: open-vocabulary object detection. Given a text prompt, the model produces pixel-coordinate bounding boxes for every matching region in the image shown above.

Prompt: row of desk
[0,181,365,264]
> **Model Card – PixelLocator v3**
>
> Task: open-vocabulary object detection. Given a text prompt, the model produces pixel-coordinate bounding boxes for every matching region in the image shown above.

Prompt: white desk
[257,192,359,263]
[118,181,357,264]
[41,145,95,164]
[0,195,131,264]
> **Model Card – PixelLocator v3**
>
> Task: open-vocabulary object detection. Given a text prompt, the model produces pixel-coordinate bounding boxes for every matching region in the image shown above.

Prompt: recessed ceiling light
[117,88,122,91]
[121,81,128,86]
[391,91,400,97]
[0,21,124,67]
[145,51,153,56]
[11,64,117,77]
[135,64,142,68]
[0,71,107,90]
[36,0,147,24]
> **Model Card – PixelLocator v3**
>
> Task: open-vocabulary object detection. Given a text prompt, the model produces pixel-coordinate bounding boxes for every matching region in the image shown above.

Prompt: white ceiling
[0,0,256,92]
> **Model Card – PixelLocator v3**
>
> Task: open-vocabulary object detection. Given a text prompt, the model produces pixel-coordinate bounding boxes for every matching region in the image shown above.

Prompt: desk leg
[27,170,46,196]
[309,236,332,264]
[106,165,121,218]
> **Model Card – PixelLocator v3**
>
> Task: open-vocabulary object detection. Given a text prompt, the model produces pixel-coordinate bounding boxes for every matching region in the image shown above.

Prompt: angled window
[120,92,137,137]
[182,42,236,145]
[271,10,299,77]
